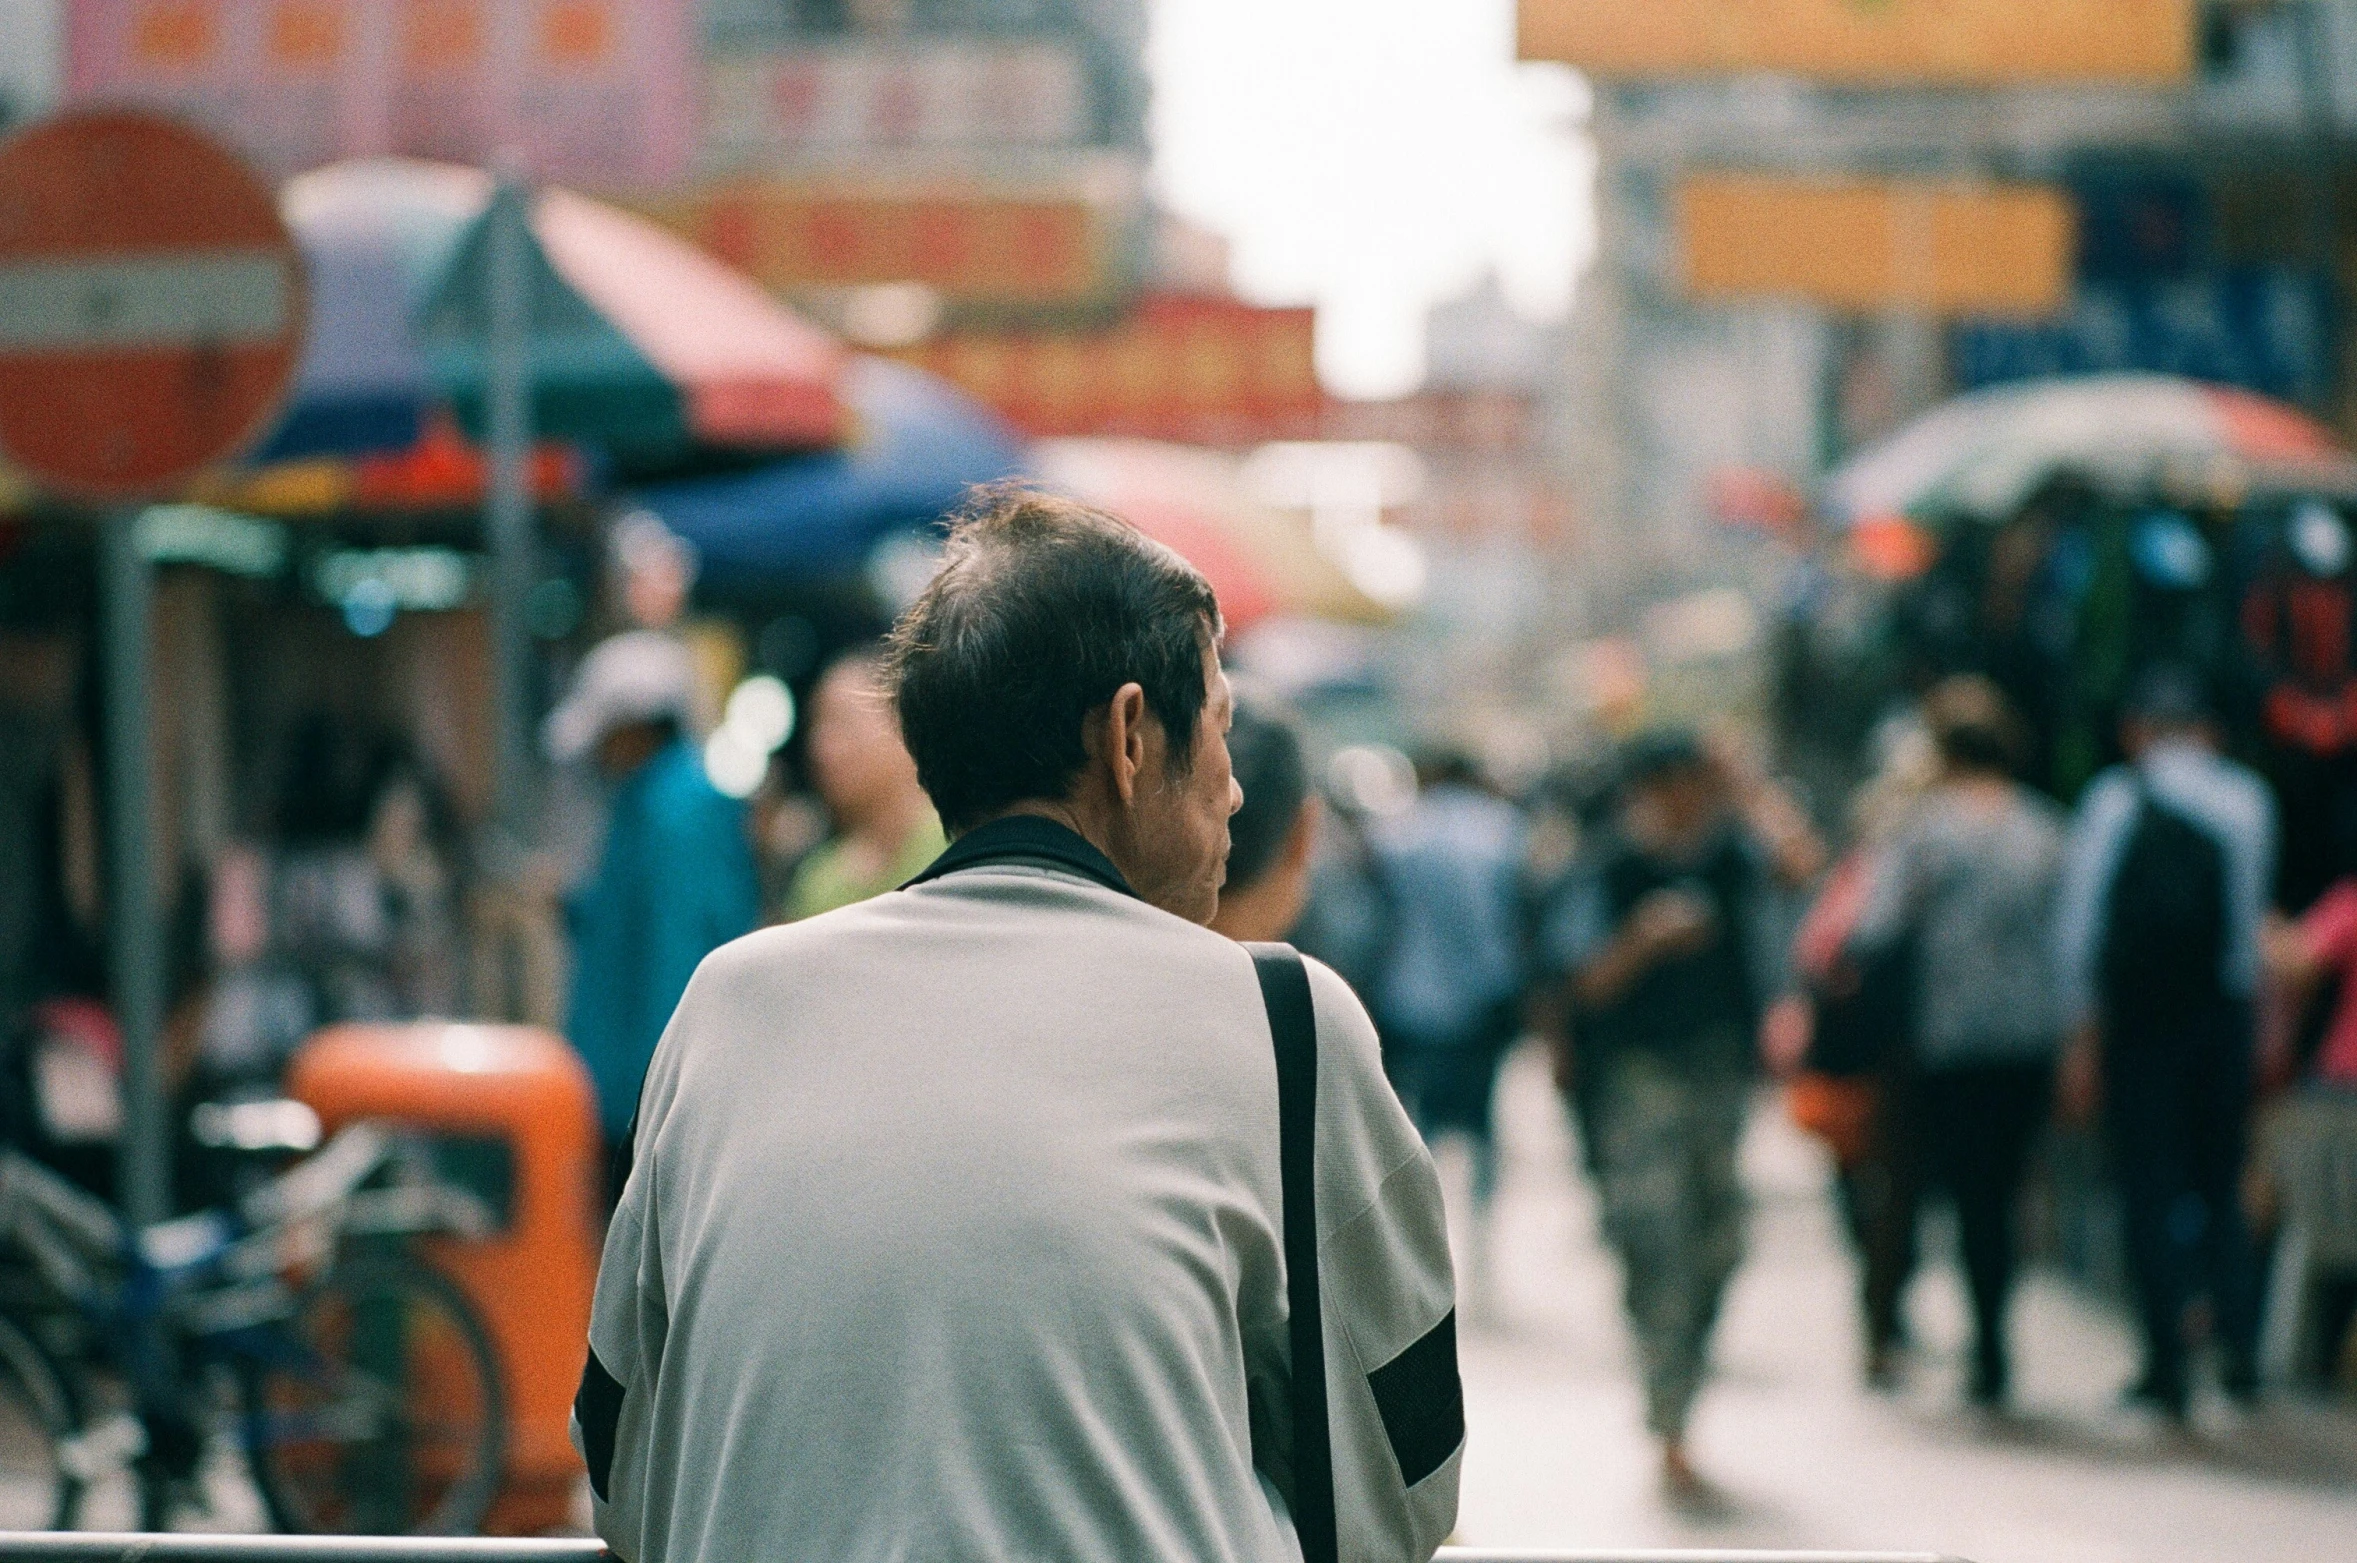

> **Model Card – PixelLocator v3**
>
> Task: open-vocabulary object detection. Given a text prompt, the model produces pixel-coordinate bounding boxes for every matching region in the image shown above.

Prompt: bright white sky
[1147,0,1595,400]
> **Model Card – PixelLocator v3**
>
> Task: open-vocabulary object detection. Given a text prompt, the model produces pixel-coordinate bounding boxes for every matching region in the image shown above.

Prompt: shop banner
[636,169,1138,307]
[901,295,1321,445]
[1518,0,2194,85]
[1678,175,2075,318]
[705,43,1089,162]
[65,0,696,188]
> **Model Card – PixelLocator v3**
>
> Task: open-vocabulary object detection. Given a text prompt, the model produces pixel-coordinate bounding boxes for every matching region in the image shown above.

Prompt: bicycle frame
[0,1125,500,1509]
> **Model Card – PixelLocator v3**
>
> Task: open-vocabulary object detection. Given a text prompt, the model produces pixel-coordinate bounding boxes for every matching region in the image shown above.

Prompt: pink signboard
[65,0,695,190]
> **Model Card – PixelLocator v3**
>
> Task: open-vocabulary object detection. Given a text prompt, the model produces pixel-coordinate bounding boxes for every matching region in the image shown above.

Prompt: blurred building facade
[1327,278,1584,768]
[667,0,1151,327]
[1536,0,2357,585]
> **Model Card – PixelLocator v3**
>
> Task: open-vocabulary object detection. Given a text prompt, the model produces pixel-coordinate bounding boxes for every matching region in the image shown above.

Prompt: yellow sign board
[1518,0,2194,85]
[1677,175,2075,316]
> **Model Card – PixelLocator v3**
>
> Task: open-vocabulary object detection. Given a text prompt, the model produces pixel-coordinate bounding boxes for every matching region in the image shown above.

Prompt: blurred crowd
[13,500,2357,1515]
[1234,663,2357,1501]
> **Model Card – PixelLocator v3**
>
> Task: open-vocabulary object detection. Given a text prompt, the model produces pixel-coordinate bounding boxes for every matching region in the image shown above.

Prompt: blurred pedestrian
[1368,752,1528,1220]
[576,492,1460,1563]
[1207,697,1318,944]
[358,739,467,1020]
[196,715,411,1093]
[1844,678,2066,1407]
[1290,775,1394,1001]
[780,646,946,921]
[1545,728,1815,1499]
[2263,881,2357,1093]
[545,631,758,1190]
[1783,716,1937,1384]
[2056,665,2277,1418]
[2256,895,2357,1381]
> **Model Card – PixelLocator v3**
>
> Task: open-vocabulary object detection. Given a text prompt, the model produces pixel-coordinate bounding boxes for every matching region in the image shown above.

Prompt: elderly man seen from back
[575,490,1462,1563]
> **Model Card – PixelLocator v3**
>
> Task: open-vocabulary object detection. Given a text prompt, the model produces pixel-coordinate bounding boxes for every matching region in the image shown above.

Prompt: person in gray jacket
[1846,676,2066,1408]
[574,489,1463,1563]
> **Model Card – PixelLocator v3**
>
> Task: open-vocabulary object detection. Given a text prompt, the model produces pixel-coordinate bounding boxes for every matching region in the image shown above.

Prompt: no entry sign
[0,111,304,501]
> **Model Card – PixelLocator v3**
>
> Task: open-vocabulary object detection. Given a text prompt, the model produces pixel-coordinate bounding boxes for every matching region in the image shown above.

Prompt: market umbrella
[254,159,483,460]
[258,159,848,465]
[1824,373,2348,526]
[1031,438,1398,631]
[634,357,1027,585]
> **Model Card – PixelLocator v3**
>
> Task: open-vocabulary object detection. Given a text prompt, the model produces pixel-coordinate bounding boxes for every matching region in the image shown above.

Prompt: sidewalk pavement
[1444,1046,2357,1563]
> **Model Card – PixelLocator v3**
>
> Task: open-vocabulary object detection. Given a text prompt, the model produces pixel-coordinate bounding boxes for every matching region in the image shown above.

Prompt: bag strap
[1247,943,1337,1563]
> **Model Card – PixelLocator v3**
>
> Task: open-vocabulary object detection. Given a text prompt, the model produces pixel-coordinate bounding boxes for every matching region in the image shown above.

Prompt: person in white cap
[546,630,758,1192]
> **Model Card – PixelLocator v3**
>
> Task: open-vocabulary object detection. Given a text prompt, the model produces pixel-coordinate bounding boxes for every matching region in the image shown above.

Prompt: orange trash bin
[288,1022,602,1535]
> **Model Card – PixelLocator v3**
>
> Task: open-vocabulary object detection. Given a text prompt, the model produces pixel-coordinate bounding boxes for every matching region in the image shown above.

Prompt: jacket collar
[901,814,1139,902]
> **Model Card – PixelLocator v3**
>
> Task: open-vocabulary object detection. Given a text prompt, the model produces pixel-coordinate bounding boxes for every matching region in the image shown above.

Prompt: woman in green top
[783,648,948,921]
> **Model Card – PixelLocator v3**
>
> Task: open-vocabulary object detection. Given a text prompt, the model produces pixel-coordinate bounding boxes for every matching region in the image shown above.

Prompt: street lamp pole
[484,168,537,883]
[103,507,167,1231]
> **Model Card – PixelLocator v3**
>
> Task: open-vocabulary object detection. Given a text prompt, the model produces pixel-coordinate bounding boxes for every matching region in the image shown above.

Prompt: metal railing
[0,1540,1967,1563]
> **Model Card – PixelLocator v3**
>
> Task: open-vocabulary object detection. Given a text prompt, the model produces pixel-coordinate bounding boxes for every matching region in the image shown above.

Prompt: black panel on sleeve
[576,1345,626,1503]
[1368,1309,1464,1488]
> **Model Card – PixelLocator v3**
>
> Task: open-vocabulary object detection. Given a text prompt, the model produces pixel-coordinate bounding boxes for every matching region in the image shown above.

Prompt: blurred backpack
[2100,781,2228,1024]
[1806,938,1914,1077]
[1791,852,1913,1078]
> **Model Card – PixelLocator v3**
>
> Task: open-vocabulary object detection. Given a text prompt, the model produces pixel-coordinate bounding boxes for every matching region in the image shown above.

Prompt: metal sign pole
[102,507,167,1231]
[484,171,536,866]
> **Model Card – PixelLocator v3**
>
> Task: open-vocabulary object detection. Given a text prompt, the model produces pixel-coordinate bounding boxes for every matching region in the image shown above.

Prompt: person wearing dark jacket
[1545,728,1814,1500]
[2056,667,2277,1418]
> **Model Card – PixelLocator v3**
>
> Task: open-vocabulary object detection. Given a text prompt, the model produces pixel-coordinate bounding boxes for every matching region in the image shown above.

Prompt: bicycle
[0,1102,508,1535]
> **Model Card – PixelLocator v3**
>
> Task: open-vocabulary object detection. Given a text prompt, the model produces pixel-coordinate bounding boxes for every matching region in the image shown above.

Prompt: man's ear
[1102,683,1150,806]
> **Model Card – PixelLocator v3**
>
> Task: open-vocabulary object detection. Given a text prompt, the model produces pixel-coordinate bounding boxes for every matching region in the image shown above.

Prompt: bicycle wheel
[0,1310,81,1529]
[241,1254,506,1535]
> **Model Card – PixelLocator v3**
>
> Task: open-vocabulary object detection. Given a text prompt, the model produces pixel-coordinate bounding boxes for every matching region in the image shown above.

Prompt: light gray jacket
[574,855,1462,1563]
[1849,785,2068,1067]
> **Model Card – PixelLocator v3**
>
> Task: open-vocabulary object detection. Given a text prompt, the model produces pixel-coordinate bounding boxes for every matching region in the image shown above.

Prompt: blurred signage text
[1518,0,2194,84]
[1678,175,2075,317]
[638,171,1137,307]
[65,0,696,187]
[900,295,1321,445]
[704,44,1088,162]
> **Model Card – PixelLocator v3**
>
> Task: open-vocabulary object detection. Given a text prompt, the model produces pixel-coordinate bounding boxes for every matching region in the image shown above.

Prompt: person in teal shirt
[547,633,759,1179]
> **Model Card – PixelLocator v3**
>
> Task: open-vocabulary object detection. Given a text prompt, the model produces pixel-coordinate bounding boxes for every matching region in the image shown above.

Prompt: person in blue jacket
[545,631,758,1191]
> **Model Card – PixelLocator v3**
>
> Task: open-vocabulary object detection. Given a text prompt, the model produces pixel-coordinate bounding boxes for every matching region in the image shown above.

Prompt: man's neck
[986,797,1155,891]
[990,799,1109,853]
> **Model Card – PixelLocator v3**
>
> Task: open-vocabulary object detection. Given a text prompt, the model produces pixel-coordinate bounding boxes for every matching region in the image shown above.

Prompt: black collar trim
[901,815,1139,902]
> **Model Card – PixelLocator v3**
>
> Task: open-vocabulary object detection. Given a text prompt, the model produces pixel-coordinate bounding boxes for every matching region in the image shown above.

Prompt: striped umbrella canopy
[1824,372,2348,527]
[259,159,847,466]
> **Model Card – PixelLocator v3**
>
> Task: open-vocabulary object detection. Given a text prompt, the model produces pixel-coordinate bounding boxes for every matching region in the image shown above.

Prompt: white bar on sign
[0,249,292,354]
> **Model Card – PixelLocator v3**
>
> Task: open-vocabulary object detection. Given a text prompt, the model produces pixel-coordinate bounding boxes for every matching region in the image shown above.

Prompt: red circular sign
[0,111,306,502]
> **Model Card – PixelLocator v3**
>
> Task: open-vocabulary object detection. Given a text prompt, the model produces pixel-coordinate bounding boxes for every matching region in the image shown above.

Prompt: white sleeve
[573,990,689,1562]
[1304,958,1463,1563]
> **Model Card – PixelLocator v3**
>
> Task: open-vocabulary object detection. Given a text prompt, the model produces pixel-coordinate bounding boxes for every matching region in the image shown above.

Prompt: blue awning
[635,357,1028,583]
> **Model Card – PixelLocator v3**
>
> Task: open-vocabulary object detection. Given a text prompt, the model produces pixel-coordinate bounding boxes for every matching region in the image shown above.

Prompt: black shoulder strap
[1248,942,1337,1563]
